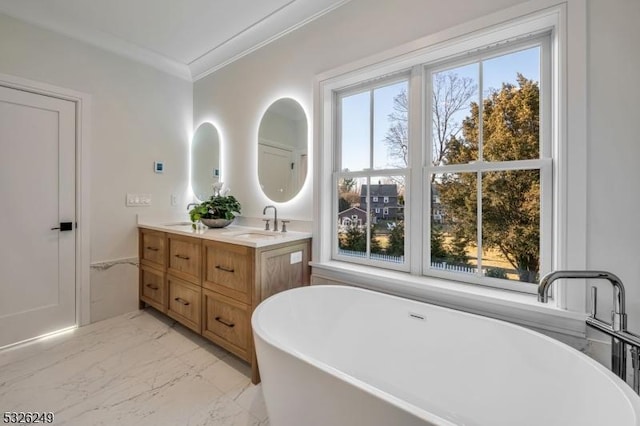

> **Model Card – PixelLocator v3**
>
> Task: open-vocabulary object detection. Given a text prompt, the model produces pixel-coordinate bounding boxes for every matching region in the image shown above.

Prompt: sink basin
[231,232,280,240]
[163,221,193,227]
[221,229,284,240]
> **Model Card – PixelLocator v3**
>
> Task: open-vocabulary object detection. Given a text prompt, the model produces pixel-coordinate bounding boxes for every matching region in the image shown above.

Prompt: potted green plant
[189,183,241,228]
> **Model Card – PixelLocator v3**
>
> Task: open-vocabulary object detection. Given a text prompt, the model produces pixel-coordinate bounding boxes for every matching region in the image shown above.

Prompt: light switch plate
[126,193,152,207]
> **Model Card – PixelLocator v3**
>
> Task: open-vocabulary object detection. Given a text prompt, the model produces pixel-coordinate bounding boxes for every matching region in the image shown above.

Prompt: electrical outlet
[126,193,152,207]
[171,194,177,206]
[290,251,302,264]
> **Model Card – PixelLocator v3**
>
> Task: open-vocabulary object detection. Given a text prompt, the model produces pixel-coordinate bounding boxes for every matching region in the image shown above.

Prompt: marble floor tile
[0,309,268,426]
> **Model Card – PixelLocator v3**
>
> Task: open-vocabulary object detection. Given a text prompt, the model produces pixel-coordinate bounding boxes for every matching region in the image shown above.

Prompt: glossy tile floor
[0,309,269,425]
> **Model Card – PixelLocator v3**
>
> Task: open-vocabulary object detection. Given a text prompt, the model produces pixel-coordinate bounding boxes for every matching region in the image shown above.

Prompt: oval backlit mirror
[258,98,308,202]
[191,122,220,201]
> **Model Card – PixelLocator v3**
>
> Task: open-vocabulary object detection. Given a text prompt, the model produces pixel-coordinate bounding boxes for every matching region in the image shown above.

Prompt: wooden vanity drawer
[140,229,166,269]
[167,234,201,284]
[202,289,251,361]
[140,265,166,312]
[203,240,253,303]
[167,276,201,333]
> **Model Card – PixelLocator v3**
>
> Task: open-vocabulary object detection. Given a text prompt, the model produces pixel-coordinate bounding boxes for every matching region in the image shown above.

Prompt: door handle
[51,222,73,231]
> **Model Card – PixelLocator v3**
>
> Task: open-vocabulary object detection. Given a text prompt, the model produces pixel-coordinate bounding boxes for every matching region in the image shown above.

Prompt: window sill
[310,260,588,338]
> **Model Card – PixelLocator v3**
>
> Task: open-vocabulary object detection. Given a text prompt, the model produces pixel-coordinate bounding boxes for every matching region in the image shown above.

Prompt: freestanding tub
[252,285,640,426]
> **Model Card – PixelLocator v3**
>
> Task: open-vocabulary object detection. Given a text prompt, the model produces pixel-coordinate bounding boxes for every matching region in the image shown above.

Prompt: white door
[0,85,76,348]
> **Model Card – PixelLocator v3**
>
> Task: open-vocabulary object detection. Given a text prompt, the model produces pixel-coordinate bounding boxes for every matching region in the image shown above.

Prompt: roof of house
[338,206,367,217]
[360,184,398,197]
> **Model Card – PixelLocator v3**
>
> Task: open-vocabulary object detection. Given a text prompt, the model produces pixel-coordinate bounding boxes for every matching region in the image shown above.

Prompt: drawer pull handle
[174,297,190,306]
[146,246,159,251]
[145,283,159,290]
[174,254,190,260]
[215,265,235,273]
[215,316,235,328]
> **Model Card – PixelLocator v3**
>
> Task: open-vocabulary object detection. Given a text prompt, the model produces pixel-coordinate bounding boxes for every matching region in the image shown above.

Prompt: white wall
[194,0,640,348]
[194,0,527,222]
[587,0,640,337]
[0,13,193,322]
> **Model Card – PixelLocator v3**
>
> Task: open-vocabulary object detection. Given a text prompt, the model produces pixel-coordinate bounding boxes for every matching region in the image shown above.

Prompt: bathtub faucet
[538,270,640,393]
[538,270,626,331]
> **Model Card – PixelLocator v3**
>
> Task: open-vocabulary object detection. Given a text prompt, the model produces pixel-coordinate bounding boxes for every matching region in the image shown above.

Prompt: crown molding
[190,0,351,82]
[1,0,352,83]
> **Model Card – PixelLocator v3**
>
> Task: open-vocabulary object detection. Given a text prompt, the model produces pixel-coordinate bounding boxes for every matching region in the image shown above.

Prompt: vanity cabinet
[140,229,166,270]
[139,229,168,312]
[140,265,166,313]
[167,234,201,284]
[202,288,252,361]
[167,275,202,333]
[138,226,311,384]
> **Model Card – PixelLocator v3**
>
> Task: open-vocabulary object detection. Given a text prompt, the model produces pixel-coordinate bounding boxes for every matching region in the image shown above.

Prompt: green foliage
[370,225,383,254]
[189,195,242,223]
[485,267,508,280]
[339,224,366,252]
[438,74,540,282]
[430,224,469,265]
[386,221,405,257]
[339,224,383,255]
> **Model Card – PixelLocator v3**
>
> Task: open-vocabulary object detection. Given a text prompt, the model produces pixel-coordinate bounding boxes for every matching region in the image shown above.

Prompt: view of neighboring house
[431,183,443,224]
[360,184,402,221]
[337,206,368,228]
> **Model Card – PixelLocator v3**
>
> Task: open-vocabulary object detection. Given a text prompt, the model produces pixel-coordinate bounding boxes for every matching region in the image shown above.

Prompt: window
[427,41,551,289]
[324,10,562,294]
[336,77,409,268]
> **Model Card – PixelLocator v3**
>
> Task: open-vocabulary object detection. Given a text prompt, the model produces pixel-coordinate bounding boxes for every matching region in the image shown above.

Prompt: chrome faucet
[538,270,640,393]
[538,270,626,331]
[263,205,278,232]
[186,202,199,211]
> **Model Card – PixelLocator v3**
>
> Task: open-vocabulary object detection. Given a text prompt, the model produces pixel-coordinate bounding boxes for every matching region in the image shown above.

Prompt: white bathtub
[252,285,640,426]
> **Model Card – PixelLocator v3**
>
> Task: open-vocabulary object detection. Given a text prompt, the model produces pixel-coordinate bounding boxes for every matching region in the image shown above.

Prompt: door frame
[0,73,92,327]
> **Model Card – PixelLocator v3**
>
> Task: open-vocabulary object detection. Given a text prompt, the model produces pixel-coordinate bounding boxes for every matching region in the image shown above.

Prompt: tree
[383,72,476,264]
[431,72,477,167]
[438,74,540,282]
[339,224,366,252]
[384,73,476,169]
[339,223,383,256]
[386,221,405,257]
[384,89,409,167]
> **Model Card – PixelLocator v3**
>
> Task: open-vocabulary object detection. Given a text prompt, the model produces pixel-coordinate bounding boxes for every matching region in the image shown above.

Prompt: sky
[340,46,541,173]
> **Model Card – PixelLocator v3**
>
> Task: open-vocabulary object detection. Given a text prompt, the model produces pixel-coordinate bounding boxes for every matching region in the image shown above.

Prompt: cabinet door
[203,241,253,303]
[167,234,201,284]
[140,229,166,269]
[140,265,167,312]
[167,276,201,333]
[258,240,311,301]
[202,289,251,361]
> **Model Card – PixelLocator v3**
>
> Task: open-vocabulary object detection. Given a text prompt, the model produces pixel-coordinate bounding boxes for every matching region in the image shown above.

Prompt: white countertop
[137,220,312,248]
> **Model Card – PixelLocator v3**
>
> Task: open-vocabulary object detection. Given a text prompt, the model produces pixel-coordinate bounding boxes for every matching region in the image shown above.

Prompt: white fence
[430,261,479,274]
[338,249,405,264]
[336,251,520,278]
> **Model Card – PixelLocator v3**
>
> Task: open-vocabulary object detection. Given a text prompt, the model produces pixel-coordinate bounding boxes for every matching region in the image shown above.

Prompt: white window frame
[333,74,411,271]
[315,2,588,316]
[384,196,389,203]
[422,36,553,293]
